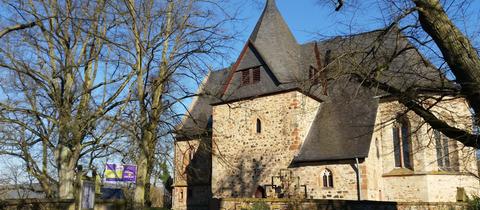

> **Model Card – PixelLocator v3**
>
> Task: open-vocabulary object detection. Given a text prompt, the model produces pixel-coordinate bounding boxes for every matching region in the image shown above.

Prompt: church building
[172,0,479,209]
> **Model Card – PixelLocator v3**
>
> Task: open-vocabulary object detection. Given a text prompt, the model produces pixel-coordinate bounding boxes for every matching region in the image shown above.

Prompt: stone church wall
[210,91,479,203]
[175,90,479,208]
[211,91,365,200]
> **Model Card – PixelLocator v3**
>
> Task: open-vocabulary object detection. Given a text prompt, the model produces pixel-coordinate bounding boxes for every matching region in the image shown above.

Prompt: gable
[237,45,261,70]
[222,42,282,101]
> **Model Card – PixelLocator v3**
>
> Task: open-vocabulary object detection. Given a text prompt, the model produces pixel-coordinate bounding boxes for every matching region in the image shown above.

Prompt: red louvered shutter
[253,67,260,83]
[241,70,250,85]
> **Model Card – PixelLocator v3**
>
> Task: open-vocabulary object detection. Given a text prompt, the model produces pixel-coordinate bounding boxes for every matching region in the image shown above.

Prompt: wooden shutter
[253,67,260,83]
[241,70,250,85]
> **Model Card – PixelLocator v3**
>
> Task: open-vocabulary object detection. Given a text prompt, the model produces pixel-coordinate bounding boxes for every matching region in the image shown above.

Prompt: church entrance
[254,186,266,198]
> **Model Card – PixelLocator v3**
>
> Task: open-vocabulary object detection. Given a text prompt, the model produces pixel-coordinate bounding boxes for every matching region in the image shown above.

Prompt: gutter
[355,157,362,201]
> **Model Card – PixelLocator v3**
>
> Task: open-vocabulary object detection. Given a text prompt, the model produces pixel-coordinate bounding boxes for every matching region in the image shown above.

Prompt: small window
[256,118,261,133]
[254,186,266,198]
[253,67,261,83]
[322,169,333,188]
[241,70,250,85]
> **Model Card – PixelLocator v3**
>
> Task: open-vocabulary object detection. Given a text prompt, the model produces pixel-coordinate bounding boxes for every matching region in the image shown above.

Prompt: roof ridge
[300,27,394,46]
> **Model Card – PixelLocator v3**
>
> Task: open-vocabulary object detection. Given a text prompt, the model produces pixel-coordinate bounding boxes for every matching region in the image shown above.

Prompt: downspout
[355,157,362,201]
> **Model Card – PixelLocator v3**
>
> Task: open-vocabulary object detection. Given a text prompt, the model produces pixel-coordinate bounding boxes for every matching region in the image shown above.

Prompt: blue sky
[223,0,480,63]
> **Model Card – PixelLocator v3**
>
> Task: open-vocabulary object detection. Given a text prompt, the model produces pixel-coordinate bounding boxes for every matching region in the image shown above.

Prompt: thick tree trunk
[414,0,480,120]
[134,147,150,207]
[57,145,76,199]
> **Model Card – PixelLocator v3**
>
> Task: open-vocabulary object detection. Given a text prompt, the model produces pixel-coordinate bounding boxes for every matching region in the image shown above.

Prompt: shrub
[252,201,270,210]
[467,194,480,210]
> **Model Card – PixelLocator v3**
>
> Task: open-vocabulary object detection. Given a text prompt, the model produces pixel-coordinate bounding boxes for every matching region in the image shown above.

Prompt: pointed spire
[250,0,294,43]
[248,0,301,83]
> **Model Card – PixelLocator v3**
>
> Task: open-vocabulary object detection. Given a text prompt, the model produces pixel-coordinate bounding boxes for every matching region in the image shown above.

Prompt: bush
[467,195,480,210]
[252,201,270,210]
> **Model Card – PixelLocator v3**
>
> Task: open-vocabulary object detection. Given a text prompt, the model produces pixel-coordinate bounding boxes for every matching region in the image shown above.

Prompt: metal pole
[355,158,361,201]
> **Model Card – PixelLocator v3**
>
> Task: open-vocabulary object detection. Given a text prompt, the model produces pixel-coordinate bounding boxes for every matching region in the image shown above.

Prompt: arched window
[254,186,266,198]
[392,117,412,169]
[434,130,458,171]
[256,118,262,133]
[322,169,333,188]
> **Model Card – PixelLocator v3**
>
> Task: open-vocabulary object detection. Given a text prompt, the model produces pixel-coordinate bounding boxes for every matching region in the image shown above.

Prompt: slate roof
[248,0,301,84]
[176,69,229,140]
[293,77,379,162]
[176,0,452,161]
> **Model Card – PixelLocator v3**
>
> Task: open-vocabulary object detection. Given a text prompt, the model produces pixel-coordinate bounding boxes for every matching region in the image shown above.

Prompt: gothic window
[322,169,333,188]
[434,130,452,170]
[241,69,250,85]
[256,118,262,133]
[253,67,261,83]
[392,117,413,169]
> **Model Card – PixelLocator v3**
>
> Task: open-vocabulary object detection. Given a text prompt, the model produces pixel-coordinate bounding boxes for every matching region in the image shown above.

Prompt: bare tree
[0,0,133,199]
[111,0,235,207]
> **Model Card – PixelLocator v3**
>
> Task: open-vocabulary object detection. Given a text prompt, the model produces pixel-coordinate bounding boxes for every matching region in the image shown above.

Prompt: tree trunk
[414,0,480,120]
[58,146,75,199]
[131,0,174,207]
[134,149,149,207]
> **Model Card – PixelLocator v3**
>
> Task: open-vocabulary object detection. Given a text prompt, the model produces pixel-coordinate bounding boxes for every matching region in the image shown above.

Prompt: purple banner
[105,163,137,183]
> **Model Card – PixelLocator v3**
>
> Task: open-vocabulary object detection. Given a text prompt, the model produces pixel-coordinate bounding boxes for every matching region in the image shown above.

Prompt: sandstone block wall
[211,91,366,200]
[175,90,479,208]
